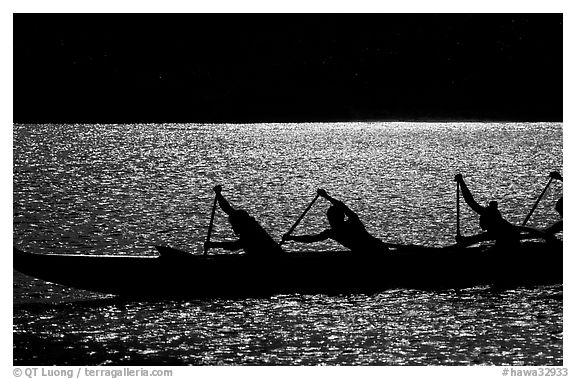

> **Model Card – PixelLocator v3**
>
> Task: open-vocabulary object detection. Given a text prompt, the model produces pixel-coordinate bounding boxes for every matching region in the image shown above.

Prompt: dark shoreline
[13,118,563,125]
[15,14,562,127]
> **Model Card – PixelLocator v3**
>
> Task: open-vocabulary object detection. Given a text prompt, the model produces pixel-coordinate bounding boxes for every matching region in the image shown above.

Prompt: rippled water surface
[13,122,563,365]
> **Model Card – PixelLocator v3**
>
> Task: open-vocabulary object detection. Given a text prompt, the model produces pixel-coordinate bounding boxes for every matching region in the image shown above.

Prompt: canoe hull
[13,241,563,298]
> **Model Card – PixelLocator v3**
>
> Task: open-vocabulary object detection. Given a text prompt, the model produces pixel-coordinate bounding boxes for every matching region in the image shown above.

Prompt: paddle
[280,193,320,246]
[203,193,218,256]
[522,176,554,226]
[456,181,461,237]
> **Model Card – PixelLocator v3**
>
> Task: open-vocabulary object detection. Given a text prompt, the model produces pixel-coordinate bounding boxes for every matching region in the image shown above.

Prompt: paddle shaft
[522,177,553,226]
[281,193,320,245]
[203,194,218,255]
[456,181,461,237]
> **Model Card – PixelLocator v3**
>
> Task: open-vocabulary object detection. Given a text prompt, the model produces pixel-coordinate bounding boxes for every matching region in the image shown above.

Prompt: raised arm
[549,171,563,182]
[283,230,332,244]
[317,189,359,220]
[455,174,485,215]
[213,185,235,216]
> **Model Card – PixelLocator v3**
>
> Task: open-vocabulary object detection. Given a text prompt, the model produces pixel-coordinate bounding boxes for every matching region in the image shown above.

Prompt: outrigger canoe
[13,240,562,299]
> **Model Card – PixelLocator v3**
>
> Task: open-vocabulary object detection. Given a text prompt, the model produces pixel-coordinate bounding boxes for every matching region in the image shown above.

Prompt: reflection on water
[13,122,562,365]
[13,279,562,365]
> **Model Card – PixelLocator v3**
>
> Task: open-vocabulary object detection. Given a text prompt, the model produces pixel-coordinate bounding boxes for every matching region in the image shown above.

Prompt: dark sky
[14,14,562,123]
